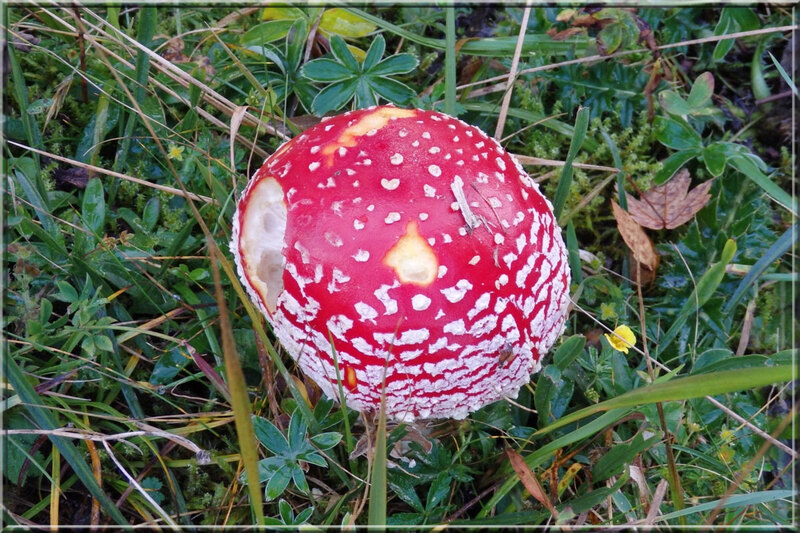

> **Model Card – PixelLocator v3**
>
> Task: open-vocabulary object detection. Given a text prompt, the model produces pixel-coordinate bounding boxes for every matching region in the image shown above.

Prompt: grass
[3,5,797,529]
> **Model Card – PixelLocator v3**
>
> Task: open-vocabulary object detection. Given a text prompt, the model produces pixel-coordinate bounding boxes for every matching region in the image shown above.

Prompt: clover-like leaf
[253,416,289,455]
[311,78,359,115]
[362,34,386,71]
[329,34,359,72]
[301,58,355,83]
[368,52,418,77]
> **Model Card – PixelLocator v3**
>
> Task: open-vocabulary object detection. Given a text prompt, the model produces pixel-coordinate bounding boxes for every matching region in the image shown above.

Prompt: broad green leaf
[751,41,771,101]
[260,6,305,21]
[301,58,355,82]
[311,78,358,115]
[142,197,160,231]
[687,72,715,108]
[291,464,309,493]
[82,177,105,237]
[654,149,701,184]
[701,143,728,176]
[654,116,703,151]
[287,410,307,452]
[149,346,191,385]
[534,365,793,436]
[597,22,624,54]
[554,335,586,371]
[319,8,376,38]
[368,53,419,77]
[426,472,452,511]
[659,91,692,116]
[329,34,359,72]
[241,20,295,46]
[368,76,417,105]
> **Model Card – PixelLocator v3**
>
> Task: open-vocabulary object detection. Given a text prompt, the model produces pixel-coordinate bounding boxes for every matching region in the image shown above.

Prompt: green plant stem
[444,6,456,116]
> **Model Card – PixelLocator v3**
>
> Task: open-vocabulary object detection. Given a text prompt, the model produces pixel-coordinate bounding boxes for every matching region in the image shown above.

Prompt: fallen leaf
[546,27,585,41]
[627,169,713,230]
[611,200,659,274]
[506,447,559,519]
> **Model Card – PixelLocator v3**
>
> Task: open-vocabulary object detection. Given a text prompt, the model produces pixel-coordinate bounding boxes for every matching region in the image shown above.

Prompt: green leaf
[701,143,728,177]
[355,78,378,108]
[654,116,703,151]
[302,58,356,82]
[261,7,306,22]
[597,22,624,54]
[265,467,292,500]
[287,410,307,452]
[329,34,359,73]
[319,8,376,38]
[362,34,386,71]
[252,416,290,455]
[426,472,452,511]
[554,105,590,221]
[726,153,797,214]
[553,335,586,371]
[751,41,771,101]
[150,346,191,385]
[593,432,660,482]
[310,432,343,450]
[659,91,692,116]
[291,464,309,493]
[82,177,106,237]
[241,20,295,46]
[367,76,417,105]
[654,149,701,184]
[712,10,737,62]
[687,72,715,108]
[311,78,359,116]
[368,53,419,77]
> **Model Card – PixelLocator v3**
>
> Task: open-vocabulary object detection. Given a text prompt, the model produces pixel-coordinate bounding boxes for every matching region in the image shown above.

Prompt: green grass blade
[461,102,599,151]
[5,357,131,527]
[113,6,156,177]
[444,6,456,116]
[768,52,798,96]
[534,365,794,436]
[655,490,796,523]
[367,388,388,527]
[6,39,43,172]
[724,223,798,314]
[554,106,590,222]
[209,246,264,525]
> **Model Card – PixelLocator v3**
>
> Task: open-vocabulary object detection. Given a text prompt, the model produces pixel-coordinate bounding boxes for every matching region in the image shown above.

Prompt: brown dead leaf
[611,200,659,274]
[627,169,713,230]
[546,27,585,41]
[506,447,559,519]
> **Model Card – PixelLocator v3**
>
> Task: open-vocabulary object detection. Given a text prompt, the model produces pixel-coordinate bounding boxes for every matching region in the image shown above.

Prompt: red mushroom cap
[231,106,571,421]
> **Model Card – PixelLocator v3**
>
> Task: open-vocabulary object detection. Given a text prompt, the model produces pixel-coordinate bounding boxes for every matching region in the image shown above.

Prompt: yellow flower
[605,325,636,353]
[167,144,185,161]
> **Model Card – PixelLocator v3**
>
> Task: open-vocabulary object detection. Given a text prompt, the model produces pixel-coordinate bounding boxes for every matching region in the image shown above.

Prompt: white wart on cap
[231,106,571,422]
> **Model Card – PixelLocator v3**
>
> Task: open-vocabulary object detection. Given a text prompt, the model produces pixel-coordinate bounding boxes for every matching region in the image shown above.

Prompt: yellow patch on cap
[322,107,417,166]
[383,220,438,287]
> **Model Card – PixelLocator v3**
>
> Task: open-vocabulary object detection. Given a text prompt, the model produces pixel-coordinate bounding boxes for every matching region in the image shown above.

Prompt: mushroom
[231,105,571,422]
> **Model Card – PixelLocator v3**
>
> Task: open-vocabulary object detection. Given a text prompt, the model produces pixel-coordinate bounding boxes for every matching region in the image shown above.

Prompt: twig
[494,4,531,140]
[511,154,620,173]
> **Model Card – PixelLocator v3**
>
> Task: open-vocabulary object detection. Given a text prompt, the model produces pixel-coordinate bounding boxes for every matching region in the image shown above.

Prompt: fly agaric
[231,106,570,421]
